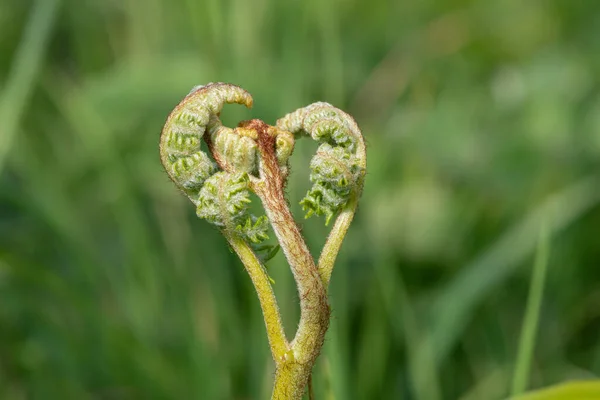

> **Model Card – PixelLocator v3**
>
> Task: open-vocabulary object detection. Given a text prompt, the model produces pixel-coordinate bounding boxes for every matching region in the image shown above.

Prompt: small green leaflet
[253,244,281,284]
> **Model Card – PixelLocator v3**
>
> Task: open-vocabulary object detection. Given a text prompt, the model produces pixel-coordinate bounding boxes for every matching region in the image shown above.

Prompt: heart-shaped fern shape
[160,82,366,239]
[159,82,366,399]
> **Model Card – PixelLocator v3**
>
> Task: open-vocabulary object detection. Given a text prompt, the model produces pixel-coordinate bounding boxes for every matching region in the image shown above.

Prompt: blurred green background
[1,0,600,398]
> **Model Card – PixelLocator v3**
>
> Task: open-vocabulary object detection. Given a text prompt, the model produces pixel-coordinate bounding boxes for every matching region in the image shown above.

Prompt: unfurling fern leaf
[196,172,269,243]
[277,102,365,224]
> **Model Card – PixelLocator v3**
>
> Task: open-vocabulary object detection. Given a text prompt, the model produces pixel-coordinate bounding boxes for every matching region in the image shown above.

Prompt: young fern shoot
[159,83,366,399]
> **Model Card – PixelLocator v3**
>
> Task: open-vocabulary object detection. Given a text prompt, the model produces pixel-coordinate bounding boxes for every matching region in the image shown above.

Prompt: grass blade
[511,221,550,395]
[0,0,61,172]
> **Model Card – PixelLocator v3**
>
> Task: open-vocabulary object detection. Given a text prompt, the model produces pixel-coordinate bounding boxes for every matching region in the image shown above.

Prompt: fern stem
[225,232,289,361]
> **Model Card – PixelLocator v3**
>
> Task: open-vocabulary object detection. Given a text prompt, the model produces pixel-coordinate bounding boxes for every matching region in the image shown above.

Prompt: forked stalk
[159,83,366,399]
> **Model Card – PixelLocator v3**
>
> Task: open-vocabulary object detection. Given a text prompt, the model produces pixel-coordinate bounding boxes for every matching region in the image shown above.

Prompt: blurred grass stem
[0,0,61,173]
[511,222,550,395]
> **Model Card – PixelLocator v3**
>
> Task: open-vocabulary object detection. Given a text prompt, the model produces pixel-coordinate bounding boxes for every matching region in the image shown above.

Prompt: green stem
[271,361,313,400]
[511,222,550,395]
[318,194,359,289]
[225,232,289,361]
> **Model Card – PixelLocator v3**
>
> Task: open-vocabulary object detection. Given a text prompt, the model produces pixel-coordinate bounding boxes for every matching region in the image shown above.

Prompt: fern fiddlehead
[159,83,271,242]
[159,83,366,399]
[160,83,251,197]
[277,102,366,224]
[196,171,270,243]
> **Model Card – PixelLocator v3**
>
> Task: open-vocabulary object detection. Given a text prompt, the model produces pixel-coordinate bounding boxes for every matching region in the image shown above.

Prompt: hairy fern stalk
[159,83,366,399]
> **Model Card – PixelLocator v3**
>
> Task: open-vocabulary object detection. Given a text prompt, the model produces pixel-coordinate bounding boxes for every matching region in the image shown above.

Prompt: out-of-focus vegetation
[1,0,599,398]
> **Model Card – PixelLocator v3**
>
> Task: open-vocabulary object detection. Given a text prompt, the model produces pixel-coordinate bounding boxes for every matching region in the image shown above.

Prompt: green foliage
[196,172,269,243]
[301,144,362,224]
[1,0,600,398]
